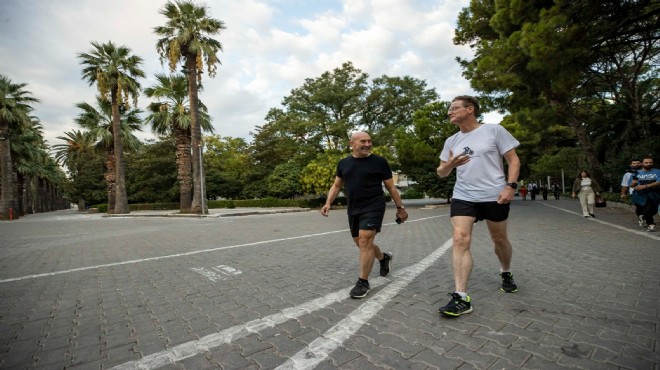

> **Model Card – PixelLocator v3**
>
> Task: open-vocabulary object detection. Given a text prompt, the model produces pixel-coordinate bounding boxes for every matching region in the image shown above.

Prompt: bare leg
[486,219,512,271]
[352,230,382,280]
[451,216,475,292]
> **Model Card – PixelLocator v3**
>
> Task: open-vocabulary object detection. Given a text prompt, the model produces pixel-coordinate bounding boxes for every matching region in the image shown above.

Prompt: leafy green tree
[78,41,145,214]
[144,73,213,212]
[0,75,39,220]
[266,160,303,198]
[299,152,344,196]
[155,0,226,214]
[125,139,178,203]
[204,135,251,199]
[364,75,439,148]
[395,101,456,199]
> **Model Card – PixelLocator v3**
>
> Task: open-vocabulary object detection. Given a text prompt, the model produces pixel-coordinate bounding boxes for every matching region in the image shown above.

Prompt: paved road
[0,199,658,369]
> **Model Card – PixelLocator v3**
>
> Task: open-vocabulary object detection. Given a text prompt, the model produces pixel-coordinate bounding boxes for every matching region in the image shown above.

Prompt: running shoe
[500,272,518,293]
[379,252,393,277]
[639,215,647,228]
[439,293,472,317]
[350,280,371,299]
[648,224,656,232]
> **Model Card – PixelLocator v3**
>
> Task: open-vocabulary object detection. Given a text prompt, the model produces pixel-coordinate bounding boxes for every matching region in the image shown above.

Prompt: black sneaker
[350,280,371,299]
[500,272,518,293]
[439,293,472,317]
[379,252,393,277]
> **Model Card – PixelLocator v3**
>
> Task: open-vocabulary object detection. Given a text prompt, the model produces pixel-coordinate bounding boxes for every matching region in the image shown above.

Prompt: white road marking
[110,239,453,370]
[276,239,452,370]
[0,215,446,284]
[540,203,660,240]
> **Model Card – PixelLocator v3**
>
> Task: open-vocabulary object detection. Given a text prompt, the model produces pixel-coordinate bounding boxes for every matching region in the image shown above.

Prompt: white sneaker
[638,215,647,227]
[648,225,656,232]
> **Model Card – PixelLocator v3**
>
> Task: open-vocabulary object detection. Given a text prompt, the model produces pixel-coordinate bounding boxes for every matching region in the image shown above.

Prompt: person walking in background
[540,184,548,200]
[435,95,521,318]
[519,184,528,200]
[321,131,408,299]
[551,181,561,200]
[620,159,642,202]
[528,182,537,200]
[629,155,660,232]
[571,170,602,218]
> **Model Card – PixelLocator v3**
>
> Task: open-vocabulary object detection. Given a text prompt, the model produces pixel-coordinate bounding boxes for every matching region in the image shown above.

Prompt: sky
[0,0,501,148]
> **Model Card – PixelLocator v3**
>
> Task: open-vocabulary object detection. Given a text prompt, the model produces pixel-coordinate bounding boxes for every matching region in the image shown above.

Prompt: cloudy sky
[0,0,499,147]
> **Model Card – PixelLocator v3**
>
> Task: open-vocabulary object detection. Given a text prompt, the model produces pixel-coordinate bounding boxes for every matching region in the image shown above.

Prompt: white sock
[455,291,468,299]
[500,268,510,274]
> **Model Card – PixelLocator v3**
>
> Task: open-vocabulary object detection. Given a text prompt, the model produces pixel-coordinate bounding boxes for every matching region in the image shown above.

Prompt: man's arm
[498,148,520,204]
[321,176,343,217]
[436,151,470,178]
[383,178,408,223]
[503,148,520,184]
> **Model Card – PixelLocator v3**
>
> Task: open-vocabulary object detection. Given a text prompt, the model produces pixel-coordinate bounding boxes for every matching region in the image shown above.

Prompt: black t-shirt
[336,154,393,215]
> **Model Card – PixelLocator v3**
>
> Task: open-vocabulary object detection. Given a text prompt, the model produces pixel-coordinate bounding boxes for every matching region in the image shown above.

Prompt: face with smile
[350,132,372,158]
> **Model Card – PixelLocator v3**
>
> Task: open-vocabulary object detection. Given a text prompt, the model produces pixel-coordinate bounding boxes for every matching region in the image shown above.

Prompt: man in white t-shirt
[620,159,641,200]
[436,95,521,318]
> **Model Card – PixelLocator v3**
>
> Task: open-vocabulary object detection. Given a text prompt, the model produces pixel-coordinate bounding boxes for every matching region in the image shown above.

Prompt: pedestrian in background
[528,182,537,200]
[541,184,548,200]
[571,170,602,218]
[629,155,660,232]
[620,159,641,201]
[519,184,528,200]
[436,95,521,318]
[551,181,561,200]
[321,131,408,299]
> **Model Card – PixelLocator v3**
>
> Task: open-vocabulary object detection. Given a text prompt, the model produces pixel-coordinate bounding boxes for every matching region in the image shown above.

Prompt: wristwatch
[397,205,405,210]
[506,182,518,189]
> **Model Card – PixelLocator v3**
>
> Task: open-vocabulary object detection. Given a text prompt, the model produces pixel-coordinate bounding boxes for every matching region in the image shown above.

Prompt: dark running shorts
[348,211,384,238]
[450,199,510,222]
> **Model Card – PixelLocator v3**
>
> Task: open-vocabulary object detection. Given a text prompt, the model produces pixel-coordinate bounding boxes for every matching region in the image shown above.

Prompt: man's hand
[320,204,331,217]
[395,208,409,223]
[497,186,516,204]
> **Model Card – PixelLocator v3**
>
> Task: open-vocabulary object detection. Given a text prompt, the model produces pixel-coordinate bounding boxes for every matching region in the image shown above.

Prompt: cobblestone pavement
[0,198,658,369]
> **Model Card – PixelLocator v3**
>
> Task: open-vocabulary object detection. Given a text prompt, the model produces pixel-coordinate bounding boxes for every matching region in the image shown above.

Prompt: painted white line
[276,239,453,370]
[540,203,660,241]
[0,215,447,284]
[110,238,452,370]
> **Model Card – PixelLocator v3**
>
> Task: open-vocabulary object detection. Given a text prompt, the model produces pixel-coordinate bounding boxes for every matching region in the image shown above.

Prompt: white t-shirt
[621,172,634,194]
[440,124,520,202]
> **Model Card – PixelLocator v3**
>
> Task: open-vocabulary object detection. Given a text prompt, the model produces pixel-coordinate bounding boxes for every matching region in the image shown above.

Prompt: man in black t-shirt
[321,132,408,299]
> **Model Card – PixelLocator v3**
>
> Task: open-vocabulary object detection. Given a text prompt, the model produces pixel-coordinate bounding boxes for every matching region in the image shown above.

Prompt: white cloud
[0,0,497,149]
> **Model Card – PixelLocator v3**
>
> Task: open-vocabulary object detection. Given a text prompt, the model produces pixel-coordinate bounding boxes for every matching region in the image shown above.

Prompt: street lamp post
[199,143,207,214]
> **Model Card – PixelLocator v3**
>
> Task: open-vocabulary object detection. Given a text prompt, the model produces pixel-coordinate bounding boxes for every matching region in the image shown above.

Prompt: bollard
[9,207,13,221]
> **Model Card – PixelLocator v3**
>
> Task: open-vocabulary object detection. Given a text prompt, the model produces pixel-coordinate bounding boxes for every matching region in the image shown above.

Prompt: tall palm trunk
[105,149,116,214]
[111,90,129,214]
[186,53,206,214]
[175,124,193,213]
[25,175,34,214]
[16,173,25,216]
[0,121,16,220]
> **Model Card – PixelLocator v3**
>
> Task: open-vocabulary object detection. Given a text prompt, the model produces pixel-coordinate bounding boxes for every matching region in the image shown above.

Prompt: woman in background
[571,170,602,217]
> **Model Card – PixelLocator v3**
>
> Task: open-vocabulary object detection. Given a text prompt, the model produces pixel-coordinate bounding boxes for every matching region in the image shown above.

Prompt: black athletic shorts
[348,211,384,238]
[450,199,510,222]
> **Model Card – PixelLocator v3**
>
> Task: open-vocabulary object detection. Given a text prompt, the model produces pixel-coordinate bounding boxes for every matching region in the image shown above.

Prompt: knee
[453,231,471,248]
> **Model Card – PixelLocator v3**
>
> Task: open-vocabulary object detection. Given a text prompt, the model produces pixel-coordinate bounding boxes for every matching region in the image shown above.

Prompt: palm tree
[144,73,213,213]
[155,0,226,214]
[0,75,39,220]
[72,97,142,213]
[53,129,97,210]
[78,41,145,214]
